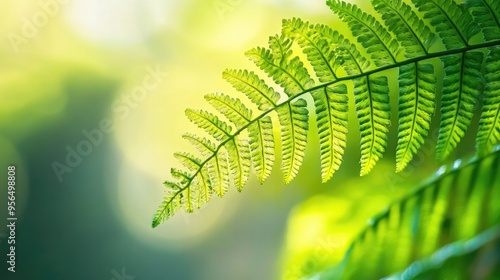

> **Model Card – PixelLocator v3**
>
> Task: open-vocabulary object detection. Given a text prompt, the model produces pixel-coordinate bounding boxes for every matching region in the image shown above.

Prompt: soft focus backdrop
[0,0,460,279]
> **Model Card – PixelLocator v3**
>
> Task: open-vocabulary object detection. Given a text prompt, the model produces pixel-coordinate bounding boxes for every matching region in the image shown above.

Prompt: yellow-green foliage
[153,0,500,228]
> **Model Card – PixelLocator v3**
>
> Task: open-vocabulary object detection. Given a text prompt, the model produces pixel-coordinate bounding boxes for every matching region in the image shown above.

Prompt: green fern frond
[309,148,500,279]
[152,0,500,227]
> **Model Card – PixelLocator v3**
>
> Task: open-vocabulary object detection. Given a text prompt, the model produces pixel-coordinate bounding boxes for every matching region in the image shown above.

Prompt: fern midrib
[156,39,500,220]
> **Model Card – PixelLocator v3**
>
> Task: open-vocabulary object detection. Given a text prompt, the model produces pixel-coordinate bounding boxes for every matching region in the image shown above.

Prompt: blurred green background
[0,0,478,279]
